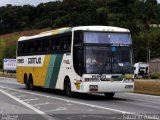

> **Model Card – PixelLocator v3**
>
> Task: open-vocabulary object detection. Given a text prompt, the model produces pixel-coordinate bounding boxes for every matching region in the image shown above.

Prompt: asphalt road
[0,77,160,120]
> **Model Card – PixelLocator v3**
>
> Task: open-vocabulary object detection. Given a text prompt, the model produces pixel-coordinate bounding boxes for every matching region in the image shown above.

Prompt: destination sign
[84,32,132,45]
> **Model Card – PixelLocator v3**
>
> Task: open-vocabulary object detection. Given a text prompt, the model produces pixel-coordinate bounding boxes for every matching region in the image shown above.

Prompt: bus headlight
[84,78,100,82]
[125,85,133,89]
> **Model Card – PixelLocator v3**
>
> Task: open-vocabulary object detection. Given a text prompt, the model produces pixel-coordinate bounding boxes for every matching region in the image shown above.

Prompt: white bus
[16,26,134,98]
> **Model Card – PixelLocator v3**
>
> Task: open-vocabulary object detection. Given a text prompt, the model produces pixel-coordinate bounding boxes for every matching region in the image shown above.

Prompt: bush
[150,72,160,79]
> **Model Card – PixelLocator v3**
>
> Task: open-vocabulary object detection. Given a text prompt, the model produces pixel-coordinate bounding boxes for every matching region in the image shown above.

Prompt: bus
[16,26,134,98]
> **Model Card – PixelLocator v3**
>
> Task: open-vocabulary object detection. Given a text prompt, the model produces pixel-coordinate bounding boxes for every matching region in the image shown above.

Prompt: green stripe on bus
[49,54,63,88]
[44,54,63,88]
[44,55,57,88]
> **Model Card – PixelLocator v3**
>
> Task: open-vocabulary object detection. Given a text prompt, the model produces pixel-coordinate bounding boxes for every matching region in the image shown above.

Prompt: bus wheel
[104,93,115,99]
[29,76,34,90]
[65,79,73,97]
[25,76,30,90]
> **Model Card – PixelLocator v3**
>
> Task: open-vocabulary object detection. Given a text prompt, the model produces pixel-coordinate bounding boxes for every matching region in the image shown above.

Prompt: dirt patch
[0,28,50,39]
[0,74,16,78]
[134,80,160,95]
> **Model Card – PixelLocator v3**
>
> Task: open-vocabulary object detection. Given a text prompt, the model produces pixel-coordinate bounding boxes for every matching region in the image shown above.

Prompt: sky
[0,0,57,6]
[0,0,159,7]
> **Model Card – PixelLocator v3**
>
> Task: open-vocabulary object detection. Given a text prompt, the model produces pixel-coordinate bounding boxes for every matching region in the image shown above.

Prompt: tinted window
[17,33,72,56]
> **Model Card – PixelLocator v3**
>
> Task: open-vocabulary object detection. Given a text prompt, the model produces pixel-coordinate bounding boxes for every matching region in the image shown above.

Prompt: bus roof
[72,26,130,32]
[18,26,130,41]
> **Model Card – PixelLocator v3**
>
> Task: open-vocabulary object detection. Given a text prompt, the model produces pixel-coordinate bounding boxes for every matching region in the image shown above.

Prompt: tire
[104,93,115,98]
[29,76,34,90]
[65,79,73,97]
[25,76,30,90]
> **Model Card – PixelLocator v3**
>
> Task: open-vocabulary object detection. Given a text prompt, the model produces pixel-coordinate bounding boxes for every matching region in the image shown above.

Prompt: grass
[134,80,160,96]
[136,78,160,81]
[0,74,16,78]
[0,28,50,68]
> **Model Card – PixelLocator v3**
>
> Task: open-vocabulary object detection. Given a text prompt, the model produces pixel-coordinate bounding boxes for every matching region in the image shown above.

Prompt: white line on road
[33,102,50,107]
[10,92,19,95]
[44,107,67,112]
[16,95,27,98]
[0,88,55,120]
[0,85,133,114]
[22,98,39,102]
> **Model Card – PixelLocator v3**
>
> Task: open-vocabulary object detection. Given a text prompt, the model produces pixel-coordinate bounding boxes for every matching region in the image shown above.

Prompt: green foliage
[0,40,5,68]
[150,72,160,79]
[0,34,18,68]
[96,7,108,25]
[0,0,160,63]
[2,45,16,58]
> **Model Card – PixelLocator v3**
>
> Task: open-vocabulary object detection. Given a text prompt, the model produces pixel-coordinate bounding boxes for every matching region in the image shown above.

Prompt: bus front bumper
[80,82,134,93]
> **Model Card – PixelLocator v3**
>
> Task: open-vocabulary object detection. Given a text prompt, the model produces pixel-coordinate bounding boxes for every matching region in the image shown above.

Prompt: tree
[146,0,157,5]
[96,7,109,25]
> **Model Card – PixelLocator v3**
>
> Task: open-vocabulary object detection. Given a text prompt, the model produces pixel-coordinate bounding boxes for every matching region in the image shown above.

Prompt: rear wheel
[104,93,115,98]
[29,75,34,90]
[24,76,30,90]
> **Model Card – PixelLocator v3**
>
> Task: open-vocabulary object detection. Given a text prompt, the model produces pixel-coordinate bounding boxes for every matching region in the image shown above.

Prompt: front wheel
[104,93,115,98]
[65,79,73,97]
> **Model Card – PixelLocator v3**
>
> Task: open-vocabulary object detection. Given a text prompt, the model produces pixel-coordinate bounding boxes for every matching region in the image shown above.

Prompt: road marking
[16,95,27,98]
[0,85,133,114]
[10,92,19,95]
[44,107,66,112]
[0,88,54,120]
[22,98,39,102]
[33,102,50,107]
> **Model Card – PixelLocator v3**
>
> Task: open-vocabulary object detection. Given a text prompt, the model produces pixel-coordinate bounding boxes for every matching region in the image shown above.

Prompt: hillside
[0,28,50,68]
[0,0,160,62]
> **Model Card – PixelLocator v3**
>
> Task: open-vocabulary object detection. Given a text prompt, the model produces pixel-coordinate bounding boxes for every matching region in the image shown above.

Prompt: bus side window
[51,37,56,51]
[46,38,50,52]
[23,42,28,54]
[43,39,47,52]
[35,39,42,53]
[67,35,71,51]
[18,42,23,56]
[41,37,49,52]
[61,34,71,51]
[29,41,35,54]
[55,36,61,50]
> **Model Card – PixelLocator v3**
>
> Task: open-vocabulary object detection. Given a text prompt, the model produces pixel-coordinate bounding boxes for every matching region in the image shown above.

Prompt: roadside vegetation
[0,28,49,68]
[0,73,16,78]
[0,0,160,66]
[134,80,160,95]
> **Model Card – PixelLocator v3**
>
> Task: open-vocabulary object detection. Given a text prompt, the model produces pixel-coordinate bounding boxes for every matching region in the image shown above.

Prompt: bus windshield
[73,31,134,75]
[85,46,133,74]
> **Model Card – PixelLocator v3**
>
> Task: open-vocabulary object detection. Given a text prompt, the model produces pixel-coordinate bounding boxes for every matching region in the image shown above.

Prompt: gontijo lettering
[28,57,41,64]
